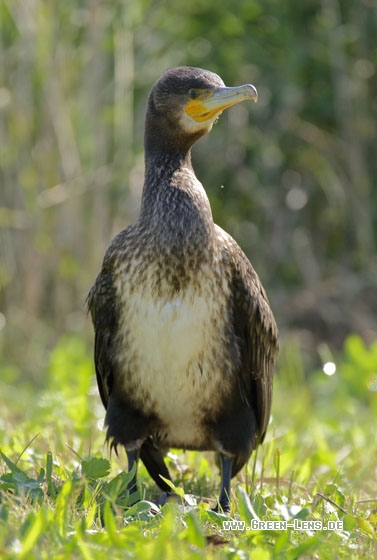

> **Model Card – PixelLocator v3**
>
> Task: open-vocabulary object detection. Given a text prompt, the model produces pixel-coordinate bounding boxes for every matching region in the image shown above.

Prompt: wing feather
[87,266,118,410]
[221,230,279,443]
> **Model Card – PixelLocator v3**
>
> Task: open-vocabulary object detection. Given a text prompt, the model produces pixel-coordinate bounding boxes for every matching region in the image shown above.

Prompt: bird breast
[113,257,239,448]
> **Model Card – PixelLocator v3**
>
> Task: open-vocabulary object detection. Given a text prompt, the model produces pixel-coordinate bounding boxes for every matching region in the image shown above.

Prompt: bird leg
[215,454,233,514]
[125,448,140,495]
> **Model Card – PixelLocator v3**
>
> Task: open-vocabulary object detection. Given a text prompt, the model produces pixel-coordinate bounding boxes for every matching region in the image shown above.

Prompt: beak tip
[248,84,258,103]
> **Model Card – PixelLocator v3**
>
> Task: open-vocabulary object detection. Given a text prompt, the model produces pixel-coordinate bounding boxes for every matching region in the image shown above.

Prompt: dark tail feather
[231,454,248,477]
[140,438,172,493]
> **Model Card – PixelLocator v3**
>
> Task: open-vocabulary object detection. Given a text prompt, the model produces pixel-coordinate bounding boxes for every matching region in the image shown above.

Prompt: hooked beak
[185,84,258,123]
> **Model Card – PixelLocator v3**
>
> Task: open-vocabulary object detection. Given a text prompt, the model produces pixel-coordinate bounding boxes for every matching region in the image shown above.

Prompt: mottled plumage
[88,66,278,512]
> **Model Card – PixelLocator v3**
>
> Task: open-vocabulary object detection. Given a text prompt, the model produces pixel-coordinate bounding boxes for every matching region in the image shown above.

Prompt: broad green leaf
[237,485,260,522]
[81,457,110,479]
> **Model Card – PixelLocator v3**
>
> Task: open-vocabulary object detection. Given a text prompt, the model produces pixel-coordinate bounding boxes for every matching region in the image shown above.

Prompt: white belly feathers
[115,264,234,447]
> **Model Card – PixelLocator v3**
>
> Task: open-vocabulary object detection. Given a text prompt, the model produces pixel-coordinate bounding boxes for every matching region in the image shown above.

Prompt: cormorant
[87,66,279,513]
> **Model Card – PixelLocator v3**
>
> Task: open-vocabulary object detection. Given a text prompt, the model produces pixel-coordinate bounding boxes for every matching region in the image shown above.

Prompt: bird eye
[188,88,199,99]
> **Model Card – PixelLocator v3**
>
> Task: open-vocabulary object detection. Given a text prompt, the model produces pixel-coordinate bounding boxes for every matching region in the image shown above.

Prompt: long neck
[143,149,193,190]
[140,138,214,255]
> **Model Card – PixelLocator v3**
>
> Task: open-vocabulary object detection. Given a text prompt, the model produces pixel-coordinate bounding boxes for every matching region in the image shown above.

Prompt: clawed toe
[212,502,230,515]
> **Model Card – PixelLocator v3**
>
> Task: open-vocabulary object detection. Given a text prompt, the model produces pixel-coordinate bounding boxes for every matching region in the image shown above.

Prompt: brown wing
[227,237,279,444]
[87,265,118,410]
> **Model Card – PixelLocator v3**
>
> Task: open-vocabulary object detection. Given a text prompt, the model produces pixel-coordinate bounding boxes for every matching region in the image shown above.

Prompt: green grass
[1,334,377,559]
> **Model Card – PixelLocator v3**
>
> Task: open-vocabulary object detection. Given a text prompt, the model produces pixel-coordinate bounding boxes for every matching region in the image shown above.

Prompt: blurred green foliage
[332,334,377,406]
[0,0,376,381]
[45,335,94,434]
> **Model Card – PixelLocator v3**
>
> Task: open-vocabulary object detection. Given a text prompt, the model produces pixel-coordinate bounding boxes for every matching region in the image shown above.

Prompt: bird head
[145,66,257,156]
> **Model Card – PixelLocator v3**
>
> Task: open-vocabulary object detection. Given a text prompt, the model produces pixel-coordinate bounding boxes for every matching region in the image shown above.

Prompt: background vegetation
[1,0,376,557]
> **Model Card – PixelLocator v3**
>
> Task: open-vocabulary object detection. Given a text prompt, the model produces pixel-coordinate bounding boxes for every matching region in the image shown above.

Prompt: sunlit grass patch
[1,333,377,558]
